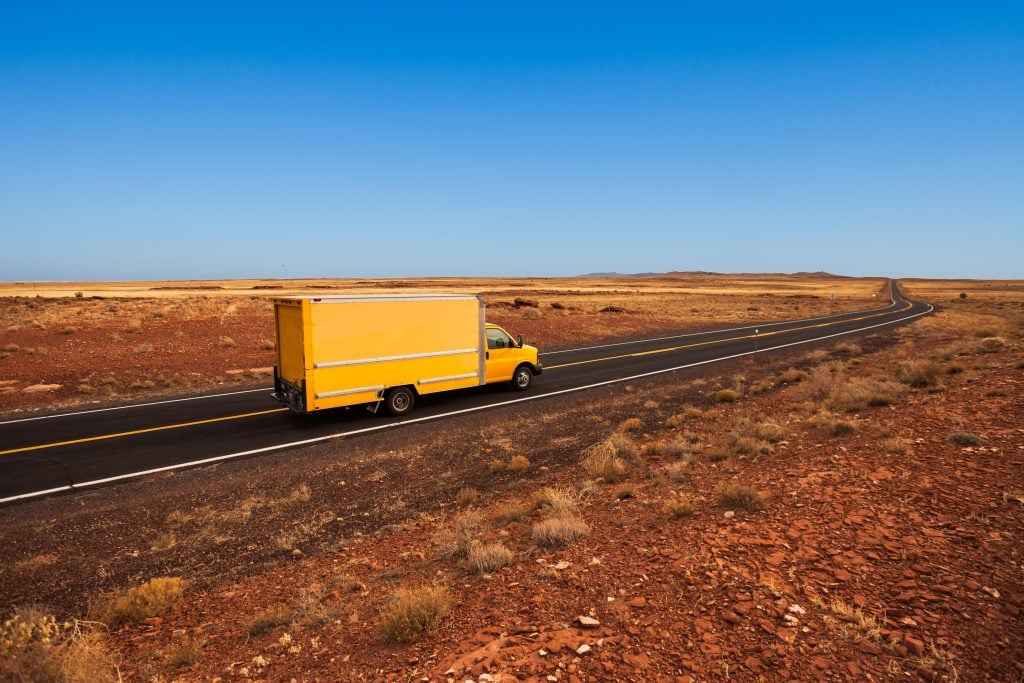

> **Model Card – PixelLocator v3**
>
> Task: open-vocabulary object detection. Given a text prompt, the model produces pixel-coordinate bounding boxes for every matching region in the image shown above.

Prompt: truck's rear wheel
[511,364,533,391]
[384,386,416,416]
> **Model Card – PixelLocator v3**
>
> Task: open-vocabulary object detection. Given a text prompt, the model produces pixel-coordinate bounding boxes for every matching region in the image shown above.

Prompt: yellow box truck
[272,294,542,415]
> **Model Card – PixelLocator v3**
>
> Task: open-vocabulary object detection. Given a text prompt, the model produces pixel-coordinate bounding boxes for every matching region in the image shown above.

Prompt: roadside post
[754,329,759,352]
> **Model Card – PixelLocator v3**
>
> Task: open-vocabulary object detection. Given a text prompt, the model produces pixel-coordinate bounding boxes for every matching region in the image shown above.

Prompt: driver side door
[485,328,517,382]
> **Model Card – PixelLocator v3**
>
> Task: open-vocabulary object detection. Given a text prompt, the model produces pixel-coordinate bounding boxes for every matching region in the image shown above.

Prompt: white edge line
[0,285,900,424]
[1,301,931,505]
[0,388,271,426]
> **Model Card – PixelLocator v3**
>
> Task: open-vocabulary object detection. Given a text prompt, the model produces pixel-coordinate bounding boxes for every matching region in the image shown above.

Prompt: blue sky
[1,2,1021,280]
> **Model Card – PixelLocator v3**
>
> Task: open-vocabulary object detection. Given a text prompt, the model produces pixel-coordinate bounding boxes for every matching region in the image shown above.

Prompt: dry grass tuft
[90,577,185,627]
[807,412,856,436]
[666,406,703,427]
[435,510,484,560]
[468,542,514,575]
[665,493,695,519]
[717,483,765,510]
[246,603,294,635]
[504,455,531,473]
[618,417,644,432]
[219,336,236,348]
[531,514,590,547]
[379,586,451,642]
[715,388,741,403]
[828,377,906,412]
[778,368,809,384]
[950,432,983,446]
[529,487,580,516]
[977,336,1006,353]
[641,440,695,459]
[455,487,480,507]
[166,636,202,668]
[132,343,153,355]
[666,460,691,483]
[895,360,942,388]
[583,440,630,483]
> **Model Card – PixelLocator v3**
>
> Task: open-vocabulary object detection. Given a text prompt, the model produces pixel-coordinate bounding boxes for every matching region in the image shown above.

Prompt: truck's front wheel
[511,364,533,391]
[384,386,416,416]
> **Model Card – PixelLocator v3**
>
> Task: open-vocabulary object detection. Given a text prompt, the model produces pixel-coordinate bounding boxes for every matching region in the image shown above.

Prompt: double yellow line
[1,300,912,457]
[0,408,287,457]
[544,300,911,370]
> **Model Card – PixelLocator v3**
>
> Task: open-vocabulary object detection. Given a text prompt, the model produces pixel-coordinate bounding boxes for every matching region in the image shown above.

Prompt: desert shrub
[59,327,77,335]
[246,604,293,635]
[946,363,965,375]
[717,484,765,510]
[807,412,856,436]
[133,343,153,355]
[522,307,542,320]
[747,379,773,395]
[219,336,236,348]
[977,336,1006,353]
[468,542,514,574]
[77,384,96,394]
[529,487,579,516]
[778,368,809,384]
[665,494,695,519]
[3,344,19,352]
[828,378,906,412]
[666,406,703,427]
[455,487,480,506]
[90,577,184,627]
[0,608,119,683]
[666,461,691,483]
[986,389,1008,397]
[715,388,741,403]
[641,440,694,459]
[258,340,276,350]
[754,421,784,443]
[166,636,202,668]
[379,586,451,642]
[492,501,531,525]
[504,455,531,473]
[583,440,629,483]
[833,342,862,356]
[881,438,912,455]
[531,515,590,547]
[895,361,942,388]
[435,510,484,560]
[618,417,644,432]
[730,435,773,455]
[950,432,983,446]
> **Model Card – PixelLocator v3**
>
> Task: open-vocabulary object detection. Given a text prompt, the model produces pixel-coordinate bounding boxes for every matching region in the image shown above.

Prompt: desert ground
[0,273,886,416]
[1,275,1022,681]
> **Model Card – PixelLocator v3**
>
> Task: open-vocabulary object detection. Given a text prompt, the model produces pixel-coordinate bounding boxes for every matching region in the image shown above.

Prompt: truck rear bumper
[273,372,307,414]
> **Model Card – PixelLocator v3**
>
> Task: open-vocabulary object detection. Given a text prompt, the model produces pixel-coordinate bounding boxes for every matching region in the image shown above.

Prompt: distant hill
[578,270,846,278]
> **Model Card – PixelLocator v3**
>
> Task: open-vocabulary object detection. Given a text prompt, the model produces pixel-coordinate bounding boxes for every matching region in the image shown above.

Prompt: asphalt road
[0,282,932,503]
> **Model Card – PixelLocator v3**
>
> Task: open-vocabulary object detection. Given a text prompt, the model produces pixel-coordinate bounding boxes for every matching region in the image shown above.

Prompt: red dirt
[2,294,1020,681]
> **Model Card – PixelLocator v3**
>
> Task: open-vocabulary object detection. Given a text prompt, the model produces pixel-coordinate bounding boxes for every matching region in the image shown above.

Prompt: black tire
[511,364,533,391]
[384,386,416,416]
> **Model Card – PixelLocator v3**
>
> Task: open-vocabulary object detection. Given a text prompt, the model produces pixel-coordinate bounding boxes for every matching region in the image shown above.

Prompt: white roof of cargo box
[275,293,481,303]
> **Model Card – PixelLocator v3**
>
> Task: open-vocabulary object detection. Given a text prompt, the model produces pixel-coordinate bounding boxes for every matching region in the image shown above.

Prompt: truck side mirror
[517,334,523,347]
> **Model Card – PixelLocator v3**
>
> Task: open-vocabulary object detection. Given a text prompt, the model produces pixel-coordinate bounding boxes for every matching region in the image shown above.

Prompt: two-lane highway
[0,282,932,503]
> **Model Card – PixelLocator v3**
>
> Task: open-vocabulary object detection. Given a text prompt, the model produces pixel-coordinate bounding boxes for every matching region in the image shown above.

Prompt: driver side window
[486,329,510,349]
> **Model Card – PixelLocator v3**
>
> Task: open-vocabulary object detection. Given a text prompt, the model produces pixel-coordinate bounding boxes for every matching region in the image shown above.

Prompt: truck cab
[484,323,542,390]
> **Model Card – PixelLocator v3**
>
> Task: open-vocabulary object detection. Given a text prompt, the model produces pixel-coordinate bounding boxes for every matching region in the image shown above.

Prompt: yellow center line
[0,408,289,457]
[545,302,912,370]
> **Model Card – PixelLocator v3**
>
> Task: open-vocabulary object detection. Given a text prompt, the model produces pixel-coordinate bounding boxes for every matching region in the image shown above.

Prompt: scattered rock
[577,616,600,628]
[513,297,539,308]
[576,643,591,656]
